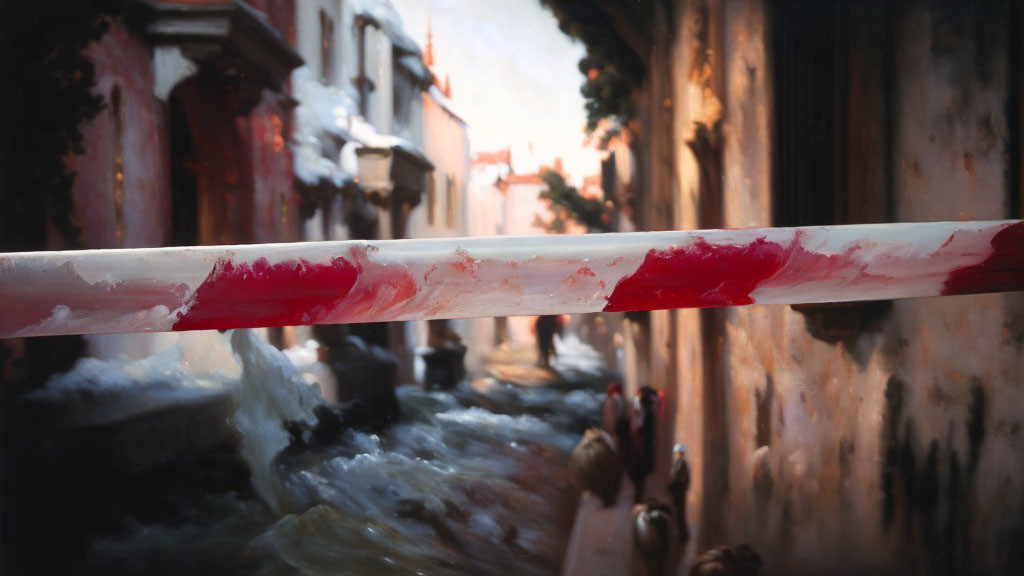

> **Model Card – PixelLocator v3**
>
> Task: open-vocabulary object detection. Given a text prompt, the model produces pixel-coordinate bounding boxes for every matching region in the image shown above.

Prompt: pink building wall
[248,91,299,244]
[68,7,300,250]
[67,21,171,249]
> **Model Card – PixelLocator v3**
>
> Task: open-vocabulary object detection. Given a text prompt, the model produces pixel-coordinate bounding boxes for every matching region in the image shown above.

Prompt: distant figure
[667,444,691,543]
[603,382,630,460]
[628,386,660,502]
[591,315,618,371]
[751,445,773,531]
[569,428,621,507]
[690,544,762,576]
[534,314,564,367]
[631,499,674,576]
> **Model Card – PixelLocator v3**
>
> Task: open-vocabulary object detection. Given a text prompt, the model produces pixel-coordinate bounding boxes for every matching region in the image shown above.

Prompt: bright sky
[391,0,601,184]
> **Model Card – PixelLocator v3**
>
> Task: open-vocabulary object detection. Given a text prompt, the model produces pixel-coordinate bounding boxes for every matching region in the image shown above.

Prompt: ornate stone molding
[138,0,302,102]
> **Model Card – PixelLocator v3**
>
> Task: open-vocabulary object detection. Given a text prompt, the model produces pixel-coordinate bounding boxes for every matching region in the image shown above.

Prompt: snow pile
[292,64,428,187]
[552,333,609,377]
[33,345,226,402]
[28,343,234,430]
[230,329,323,512]
[291,67,359,187]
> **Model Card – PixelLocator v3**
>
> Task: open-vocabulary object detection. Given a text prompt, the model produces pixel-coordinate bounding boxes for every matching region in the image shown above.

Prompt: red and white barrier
[1,220,1021,338]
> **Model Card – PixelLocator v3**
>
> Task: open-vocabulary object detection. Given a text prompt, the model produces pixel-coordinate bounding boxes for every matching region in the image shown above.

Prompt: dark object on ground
[282,399,387,452]
[6,388,250,574]
[423,345,467,389]
[569,428,622,506]
[328,336,402,426]
[690,544,762,576]
[631,499,674,576]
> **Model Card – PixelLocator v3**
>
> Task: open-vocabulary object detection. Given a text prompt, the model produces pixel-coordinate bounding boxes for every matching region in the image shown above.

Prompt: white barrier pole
[1,220,1021,338]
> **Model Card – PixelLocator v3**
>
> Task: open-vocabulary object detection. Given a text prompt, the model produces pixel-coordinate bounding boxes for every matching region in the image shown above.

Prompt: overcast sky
[391,0,601,183]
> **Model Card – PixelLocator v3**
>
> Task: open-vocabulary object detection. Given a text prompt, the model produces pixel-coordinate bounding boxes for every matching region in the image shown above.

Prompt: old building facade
[57,0,458,384]
[550,0,1024,573]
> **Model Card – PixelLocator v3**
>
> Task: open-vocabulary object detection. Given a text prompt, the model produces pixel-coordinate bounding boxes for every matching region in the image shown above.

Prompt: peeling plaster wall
[722,0,771,229]
[894,3,1008,223]
[881,3,1023,573]
[69,21,171,249]
[670,0,720,551]
[659,0,1024,573]
[248,91,298,243]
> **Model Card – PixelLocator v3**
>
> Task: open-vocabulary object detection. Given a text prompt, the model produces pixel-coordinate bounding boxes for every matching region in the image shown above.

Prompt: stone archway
[168,71,255,246]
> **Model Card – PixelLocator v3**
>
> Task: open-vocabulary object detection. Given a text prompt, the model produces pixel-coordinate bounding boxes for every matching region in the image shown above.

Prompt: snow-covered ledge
[153,45,195,102]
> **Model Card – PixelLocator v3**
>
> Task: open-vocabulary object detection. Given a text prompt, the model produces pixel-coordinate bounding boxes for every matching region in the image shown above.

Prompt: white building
[292,0,437,382]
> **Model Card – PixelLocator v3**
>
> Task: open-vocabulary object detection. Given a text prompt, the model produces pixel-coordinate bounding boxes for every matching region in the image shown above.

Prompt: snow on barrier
[1,220,1022,338]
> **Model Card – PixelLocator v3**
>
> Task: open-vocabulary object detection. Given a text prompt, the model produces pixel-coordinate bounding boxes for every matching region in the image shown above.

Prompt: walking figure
[603,382,630,461]
[631,499,674,576]
[628,386,660,502]
[569,428,621,507]
[534,314,564,367]
[668,444,691,544]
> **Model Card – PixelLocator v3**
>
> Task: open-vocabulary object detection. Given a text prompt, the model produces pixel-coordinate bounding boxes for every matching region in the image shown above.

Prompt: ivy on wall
[0,1,122,251]
[539,0,653,131]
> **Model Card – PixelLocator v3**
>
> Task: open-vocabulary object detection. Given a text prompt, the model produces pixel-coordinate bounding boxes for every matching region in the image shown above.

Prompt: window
[319,10,335,84]
[426,172,436,225]
[445,173,456,228]
[110,84,125,242]
[393,63,414,135]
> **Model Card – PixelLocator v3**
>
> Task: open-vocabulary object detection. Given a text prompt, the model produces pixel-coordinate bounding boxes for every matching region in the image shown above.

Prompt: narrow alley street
[4,1,1024,575]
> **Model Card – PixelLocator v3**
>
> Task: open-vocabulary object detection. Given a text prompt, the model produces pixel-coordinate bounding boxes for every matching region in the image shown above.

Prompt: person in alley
[668,443,691,544]
[569,427,622,507]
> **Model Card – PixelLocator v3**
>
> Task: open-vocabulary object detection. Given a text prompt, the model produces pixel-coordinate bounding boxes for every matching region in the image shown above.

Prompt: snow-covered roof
[351,0,421,56]
[398,53,434,87]
[291,65,431,187]
[427,84,466,125]
[291,67,359,187]
[293,143,354,188]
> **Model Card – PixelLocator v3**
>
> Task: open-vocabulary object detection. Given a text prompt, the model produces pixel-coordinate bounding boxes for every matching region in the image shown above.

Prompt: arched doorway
[167,71,254,246]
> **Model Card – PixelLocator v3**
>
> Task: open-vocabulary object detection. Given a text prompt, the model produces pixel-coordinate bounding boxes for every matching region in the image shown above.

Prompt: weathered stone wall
[657,0,1024,573]
[248,91,299,244]
[68,21,171,250]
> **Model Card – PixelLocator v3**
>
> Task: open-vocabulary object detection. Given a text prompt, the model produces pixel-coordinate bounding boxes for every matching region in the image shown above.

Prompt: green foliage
[578,57,636,131]
[1,1,120,251]
[535,170,611,233]
[540,0,651,131]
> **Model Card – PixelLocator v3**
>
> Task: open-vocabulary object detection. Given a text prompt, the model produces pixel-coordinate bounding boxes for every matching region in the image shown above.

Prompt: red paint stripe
[602,232,881,312]
[173,256,359,331]
[942,221,1024,296]
[602,237,788,312]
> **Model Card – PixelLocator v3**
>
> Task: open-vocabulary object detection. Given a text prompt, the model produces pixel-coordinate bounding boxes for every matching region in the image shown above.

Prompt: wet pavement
[484,338,698,576]
[5,332,618,576]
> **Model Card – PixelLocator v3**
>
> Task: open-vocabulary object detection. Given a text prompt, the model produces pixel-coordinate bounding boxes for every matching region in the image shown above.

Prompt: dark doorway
[169,93,198,246]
